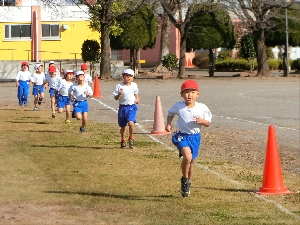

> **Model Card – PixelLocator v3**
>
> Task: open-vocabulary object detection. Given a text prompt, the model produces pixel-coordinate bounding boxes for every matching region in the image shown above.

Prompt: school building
[0,0,100,62]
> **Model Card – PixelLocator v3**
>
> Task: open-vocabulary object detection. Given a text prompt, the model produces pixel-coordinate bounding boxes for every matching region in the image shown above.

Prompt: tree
[186,8,235,76]
[81,39,101,76]
[82,0,146,79]
[160,0,220,78]
[226,0,295,76]
[110,5,157,72]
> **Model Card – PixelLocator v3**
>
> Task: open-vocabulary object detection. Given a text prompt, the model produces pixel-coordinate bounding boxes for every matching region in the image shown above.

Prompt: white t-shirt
[68,83,93,101]
[84,73,93,85]
[56,79,73,96]
[44,75,61,89]
[31,72,45,85]
[168,101,212,134]
[15,71,31,82]
[113,82,138,105]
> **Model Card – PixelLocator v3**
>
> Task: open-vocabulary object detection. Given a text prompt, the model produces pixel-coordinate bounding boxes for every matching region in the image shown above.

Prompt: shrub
[217,50,233,60]
[192,53,209,68]
[161,54,178,71]
[292,58,300,70]
[268,60,279,70]
[81,39,100,63]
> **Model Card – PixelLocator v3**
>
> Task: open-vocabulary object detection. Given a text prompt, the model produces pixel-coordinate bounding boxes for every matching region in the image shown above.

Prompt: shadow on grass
[6,120,52,124]
[45,190,175,201]
[32,144,117,150]
[203,187,254,193]
[27,130,63,133]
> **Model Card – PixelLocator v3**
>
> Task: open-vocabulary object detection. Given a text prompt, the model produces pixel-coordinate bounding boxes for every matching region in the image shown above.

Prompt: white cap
[122,68,135,76]
[49,61,55,65]
[64,70,74,75]
[75,70,84,76]
[34,64,42,70]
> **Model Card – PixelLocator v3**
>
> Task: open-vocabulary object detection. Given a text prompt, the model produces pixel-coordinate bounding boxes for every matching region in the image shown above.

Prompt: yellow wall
[0,21,100,61]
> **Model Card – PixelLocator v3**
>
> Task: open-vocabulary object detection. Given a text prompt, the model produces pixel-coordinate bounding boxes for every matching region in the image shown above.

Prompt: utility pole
[284,1,290,76]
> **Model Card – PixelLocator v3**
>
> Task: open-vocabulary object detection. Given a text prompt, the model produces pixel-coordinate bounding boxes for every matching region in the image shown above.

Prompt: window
[42,24,60,38]
[5,24,31,39]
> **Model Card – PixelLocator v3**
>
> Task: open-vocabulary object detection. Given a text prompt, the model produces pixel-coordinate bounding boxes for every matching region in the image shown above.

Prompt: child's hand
[165,124,172,132]
[119,89,123,95]
[194,116,203,124]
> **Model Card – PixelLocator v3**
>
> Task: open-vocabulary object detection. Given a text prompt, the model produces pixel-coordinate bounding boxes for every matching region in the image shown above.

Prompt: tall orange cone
[151,96,169,135]
[256,125,293,195]
[93,74,102,98]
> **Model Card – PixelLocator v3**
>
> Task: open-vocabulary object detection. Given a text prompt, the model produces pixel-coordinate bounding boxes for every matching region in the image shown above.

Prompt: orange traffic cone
[256,125,293,195]
[188,59,192,67]
[93,74,102,98]
[151,96,169,135]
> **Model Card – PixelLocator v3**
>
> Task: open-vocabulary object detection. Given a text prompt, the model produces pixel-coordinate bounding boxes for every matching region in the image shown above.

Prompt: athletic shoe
[128,139,134,149]
[38,97,42,105]
[180,177,190,198]
[24,103,28,107]
[80,127,86,133]
[120,141,126,148]
[52,113,56,118]
[65,120,71,124]
[34,107,38,111]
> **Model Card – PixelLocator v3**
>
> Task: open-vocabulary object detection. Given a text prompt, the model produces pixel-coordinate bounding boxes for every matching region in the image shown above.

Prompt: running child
[15,61,31,107]
[165,80,212,198]
[81,63,93,88]
[31,64,45,111]
[68,71,93,133]
[40,66,61,118]
[113,69,139,149]
[56,70,74,124]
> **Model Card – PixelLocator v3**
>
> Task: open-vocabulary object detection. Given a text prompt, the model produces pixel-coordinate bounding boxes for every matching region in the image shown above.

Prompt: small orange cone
[188,59,192,67]
[256,125,293,195]
[93,74,102,98]
[151,96,169,135]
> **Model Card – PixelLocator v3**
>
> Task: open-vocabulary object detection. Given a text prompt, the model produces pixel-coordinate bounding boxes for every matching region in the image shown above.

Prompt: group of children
[15,61,93,132]
[16,63,212,198]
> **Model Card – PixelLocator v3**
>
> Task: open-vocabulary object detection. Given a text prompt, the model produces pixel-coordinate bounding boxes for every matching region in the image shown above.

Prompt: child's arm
[165,115,174,132]
[194,117,211,127]
[134,93,139,104]
[114,88,123,100]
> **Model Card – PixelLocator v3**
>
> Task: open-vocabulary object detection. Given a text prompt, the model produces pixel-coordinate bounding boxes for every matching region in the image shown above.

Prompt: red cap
[48,66,56,73]
[81,63,88,70]
[181,80,199,92]
[21,61,28,66]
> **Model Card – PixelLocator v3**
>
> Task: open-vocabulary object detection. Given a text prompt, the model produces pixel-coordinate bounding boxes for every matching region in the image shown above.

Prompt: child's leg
[180,147,193,178]
[40,92,44,101]
[188,159,195,183]
[57,108,64,113]
[120,127,126,141]
[33,95,38,107]
[81,112,87,128]
[65,105,70,120]
[17,85,24,106]
[50,96,56,113]
[128,121,135,139]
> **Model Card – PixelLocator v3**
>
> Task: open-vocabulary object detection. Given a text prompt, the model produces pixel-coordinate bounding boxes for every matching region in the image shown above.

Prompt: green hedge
[214,59,297,71]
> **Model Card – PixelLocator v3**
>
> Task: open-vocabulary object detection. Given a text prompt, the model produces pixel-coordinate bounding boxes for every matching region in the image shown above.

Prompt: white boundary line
[91,98,300,221]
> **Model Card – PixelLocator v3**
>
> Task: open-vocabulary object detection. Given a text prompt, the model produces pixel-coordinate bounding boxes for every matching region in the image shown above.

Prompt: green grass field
[0,107,299,225]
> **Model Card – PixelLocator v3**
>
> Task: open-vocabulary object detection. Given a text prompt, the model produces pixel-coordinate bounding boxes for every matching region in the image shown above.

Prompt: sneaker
[38,97,42,105]
[65,120,71,124]
[180,177,190,198]
[34,107,38,111]
[24,103,28,107]
[52,113,56,118]
[80,127,85,133]
[120,141,126,148]
[128,139,135,149]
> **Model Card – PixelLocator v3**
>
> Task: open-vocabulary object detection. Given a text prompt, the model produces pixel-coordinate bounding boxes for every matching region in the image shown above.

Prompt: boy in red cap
[15,61,31,107]
[81,63,93,88]
[165,80,212,198]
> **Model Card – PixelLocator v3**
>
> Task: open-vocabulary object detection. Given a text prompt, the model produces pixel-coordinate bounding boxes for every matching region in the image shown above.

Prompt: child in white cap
[113,68,139,148]
[31,64,45,110]
[68,71,93,133]
[56,70,74,124]
[165,80,212,198]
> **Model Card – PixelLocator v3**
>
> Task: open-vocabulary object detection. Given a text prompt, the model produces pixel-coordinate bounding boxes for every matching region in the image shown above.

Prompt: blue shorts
[49,88,56,97]
[32,85,44,96]
[172,132,201,159]
[73,100,88,114]
[57,95,71,108]
[118,104,138,127]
